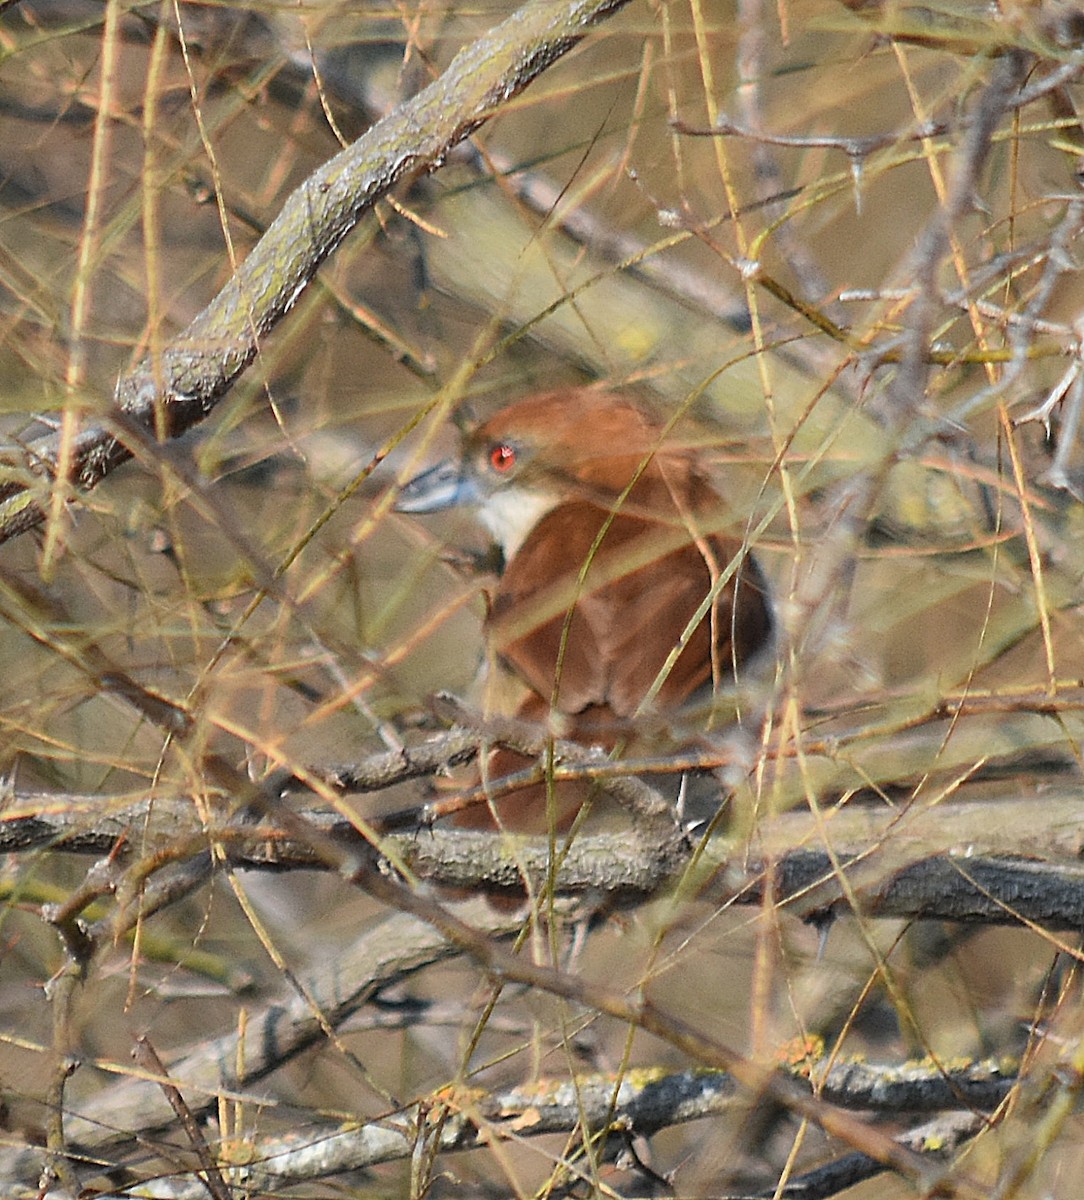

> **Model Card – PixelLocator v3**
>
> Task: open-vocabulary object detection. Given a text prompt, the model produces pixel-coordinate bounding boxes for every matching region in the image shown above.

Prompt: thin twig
[0,0,633,543]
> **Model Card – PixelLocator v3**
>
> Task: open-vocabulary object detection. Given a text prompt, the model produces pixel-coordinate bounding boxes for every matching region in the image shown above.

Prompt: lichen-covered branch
[0,0,631,543]
[63,1059,1008,1198]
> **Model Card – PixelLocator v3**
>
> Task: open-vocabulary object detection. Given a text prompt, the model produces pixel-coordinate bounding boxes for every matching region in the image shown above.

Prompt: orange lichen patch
[775,1035,826,1077]
[506,1107,543,1132]
[431,1083,488,1113]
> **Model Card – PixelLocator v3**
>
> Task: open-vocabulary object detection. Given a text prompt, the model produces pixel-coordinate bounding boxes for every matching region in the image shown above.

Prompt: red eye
[488,443,517,473]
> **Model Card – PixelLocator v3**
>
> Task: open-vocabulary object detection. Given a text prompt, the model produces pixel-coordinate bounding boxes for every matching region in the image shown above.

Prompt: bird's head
[395,390,699,557]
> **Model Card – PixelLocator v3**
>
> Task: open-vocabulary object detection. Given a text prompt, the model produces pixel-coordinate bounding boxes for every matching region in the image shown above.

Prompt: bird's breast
[475,485,559,560]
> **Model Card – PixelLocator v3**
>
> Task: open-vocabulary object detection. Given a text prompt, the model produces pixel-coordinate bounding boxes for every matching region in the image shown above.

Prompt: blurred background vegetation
[0,0,1083,1196]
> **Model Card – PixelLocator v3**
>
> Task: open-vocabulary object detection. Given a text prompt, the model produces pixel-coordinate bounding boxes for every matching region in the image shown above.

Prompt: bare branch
[0,0,632,543]
[67,1059,1007,1198]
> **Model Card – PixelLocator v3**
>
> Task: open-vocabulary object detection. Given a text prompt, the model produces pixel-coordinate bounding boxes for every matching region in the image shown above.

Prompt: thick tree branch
[55,1059,1008,1198]
[7,780,1084,926]
[0,0,631,543]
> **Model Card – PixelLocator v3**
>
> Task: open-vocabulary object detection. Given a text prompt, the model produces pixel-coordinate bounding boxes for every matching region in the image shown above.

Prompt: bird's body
[397,389,772,829]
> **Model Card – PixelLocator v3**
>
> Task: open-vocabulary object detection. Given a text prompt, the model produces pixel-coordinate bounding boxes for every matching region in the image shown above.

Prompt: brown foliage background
[0,1,1083,1196]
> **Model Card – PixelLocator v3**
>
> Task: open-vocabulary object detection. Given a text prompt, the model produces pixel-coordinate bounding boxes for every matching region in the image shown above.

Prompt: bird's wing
[590,529,736,717]
[489,502,769,719]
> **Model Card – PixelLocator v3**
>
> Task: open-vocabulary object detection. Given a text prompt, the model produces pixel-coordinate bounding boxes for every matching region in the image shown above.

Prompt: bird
[395,388,773,831]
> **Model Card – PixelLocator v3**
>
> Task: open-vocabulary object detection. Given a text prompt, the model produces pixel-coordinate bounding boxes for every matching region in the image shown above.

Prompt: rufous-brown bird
[396,389,773,830]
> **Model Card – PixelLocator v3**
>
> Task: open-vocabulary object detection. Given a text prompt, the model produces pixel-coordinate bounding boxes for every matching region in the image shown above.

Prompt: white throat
[477,488,558,559]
